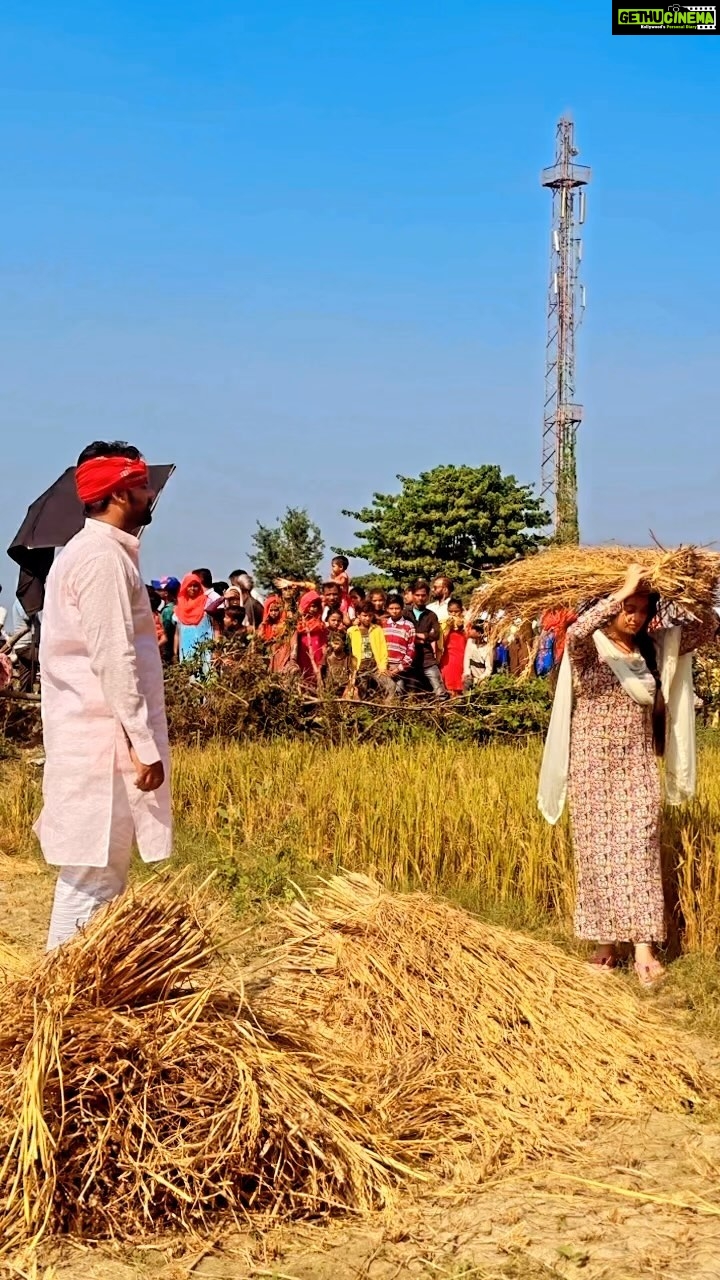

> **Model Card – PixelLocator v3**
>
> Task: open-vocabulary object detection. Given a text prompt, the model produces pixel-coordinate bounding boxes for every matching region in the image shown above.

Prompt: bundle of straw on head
[469,545,720,642]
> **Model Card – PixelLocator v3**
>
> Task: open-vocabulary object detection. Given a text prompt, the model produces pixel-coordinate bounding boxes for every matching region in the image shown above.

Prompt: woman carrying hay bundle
[539,563,717,986]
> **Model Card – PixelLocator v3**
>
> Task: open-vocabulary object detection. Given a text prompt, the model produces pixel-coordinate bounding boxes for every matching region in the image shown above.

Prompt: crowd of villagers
[147,558,534,702]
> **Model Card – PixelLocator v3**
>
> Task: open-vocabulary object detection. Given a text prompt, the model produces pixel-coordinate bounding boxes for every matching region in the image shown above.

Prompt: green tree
[350,571,397,595]
[250,506,325,589]
[338,464,549,594]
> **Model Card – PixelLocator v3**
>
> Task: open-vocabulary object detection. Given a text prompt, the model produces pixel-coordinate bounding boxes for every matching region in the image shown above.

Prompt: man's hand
[129,748,165,793]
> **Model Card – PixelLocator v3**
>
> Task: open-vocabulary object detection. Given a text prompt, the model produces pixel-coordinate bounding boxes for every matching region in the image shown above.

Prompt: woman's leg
[589,941,617,968]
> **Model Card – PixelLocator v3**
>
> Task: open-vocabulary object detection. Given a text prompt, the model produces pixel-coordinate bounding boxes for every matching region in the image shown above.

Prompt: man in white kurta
[36,446,172,948]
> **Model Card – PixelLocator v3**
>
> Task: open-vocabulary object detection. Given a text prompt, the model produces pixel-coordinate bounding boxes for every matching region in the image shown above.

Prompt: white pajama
[46,770,135,950]
[36,519,172,950]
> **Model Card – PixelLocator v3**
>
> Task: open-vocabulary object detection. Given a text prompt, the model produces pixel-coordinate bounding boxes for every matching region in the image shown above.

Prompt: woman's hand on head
[615,562,647,602]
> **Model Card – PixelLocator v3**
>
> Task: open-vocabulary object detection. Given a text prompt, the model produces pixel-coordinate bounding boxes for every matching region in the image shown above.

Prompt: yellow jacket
[347,624,389,672]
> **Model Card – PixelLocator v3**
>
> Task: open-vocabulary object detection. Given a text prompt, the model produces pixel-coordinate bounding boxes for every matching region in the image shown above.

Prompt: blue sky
[1,2,718,594]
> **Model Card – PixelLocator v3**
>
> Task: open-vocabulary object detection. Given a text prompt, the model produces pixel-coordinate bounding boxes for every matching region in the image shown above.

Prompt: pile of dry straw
[0,937,27,977]
[0,882,409,1253]
[0,873,715,1250]
[470,544,720,641]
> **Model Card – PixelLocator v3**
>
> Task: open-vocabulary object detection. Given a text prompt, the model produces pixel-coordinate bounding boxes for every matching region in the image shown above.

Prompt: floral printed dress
[566,598,713,944]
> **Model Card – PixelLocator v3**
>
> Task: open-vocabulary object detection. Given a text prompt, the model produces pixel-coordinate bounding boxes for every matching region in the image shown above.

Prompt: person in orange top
[259,595,286,643]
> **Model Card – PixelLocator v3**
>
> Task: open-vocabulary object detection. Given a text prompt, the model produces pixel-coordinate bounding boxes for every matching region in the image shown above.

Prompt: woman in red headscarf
[173,573,212,663]
[259,595,287,644]
[293,590,327,688]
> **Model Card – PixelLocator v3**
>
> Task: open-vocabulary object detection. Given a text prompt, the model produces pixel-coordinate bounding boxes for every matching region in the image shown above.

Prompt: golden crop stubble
[4,740,720,954]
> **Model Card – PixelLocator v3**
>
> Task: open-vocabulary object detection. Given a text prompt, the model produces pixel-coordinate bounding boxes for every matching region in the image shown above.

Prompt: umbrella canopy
[7,464,175,614]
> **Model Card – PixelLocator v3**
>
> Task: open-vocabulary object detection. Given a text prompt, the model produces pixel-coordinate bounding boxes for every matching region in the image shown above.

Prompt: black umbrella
[8,464,175,614]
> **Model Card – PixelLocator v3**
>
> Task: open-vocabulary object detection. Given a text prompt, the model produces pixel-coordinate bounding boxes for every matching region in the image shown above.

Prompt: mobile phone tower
[540,116,590,544]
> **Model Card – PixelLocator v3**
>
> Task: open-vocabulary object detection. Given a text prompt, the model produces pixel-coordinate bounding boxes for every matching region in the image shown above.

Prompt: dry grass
[254,873,712,1182]
[5,738,720,956]
[169,739,575,926]
[0,880,411,1254]
[1,872,717,1255]
[470,544,720,641]
[0,763,41,861]
[171,738,720,957]
[0,938,29,976]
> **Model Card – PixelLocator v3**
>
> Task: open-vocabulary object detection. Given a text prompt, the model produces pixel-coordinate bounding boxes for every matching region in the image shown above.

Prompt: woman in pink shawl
[294,591,327,688]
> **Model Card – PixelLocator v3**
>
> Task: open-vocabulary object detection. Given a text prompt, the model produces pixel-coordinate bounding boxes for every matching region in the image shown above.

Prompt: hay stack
[256,874,711,1176]
[0,936,29,977]
[469,544,720,640]
[0,880,410,1253]
[0,873,716,1252]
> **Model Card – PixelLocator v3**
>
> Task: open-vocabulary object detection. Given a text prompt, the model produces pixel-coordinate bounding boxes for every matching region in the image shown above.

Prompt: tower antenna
[541,116,590,544]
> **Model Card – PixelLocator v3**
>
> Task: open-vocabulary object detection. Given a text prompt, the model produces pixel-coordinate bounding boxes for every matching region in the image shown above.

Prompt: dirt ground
[2,853,720,1280]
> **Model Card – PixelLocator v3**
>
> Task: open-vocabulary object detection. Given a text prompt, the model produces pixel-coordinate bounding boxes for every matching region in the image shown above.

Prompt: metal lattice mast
[540,117,590,544]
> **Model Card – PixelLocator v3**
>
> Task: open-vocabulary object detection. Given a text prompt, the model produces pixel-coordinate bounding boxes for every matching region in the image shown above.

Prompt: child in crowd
[294,590,327,688]
[325,606,347,635]
[439,597,467,695]
[206,586,240,642]
[222,596,246,640]
[348,585,365,617]
[382,593,416,685]
[213,597,247,672]
[347,602,395,702]
[259,595,286,643]
[463,620,493,689]
[331,555,352,614]
[151,576,180,663]
[368,588,388,621]
[322,629,354,696]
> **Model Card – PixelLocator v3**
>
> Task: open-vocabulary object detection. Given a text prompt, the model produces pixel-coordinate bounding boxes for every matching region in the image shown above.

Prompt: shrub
[163,649,553,747]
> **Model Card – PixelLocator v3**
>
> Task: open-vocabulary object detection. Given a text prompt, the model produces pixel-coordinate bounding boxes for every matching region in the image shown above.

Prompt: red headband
[76,457,149,505]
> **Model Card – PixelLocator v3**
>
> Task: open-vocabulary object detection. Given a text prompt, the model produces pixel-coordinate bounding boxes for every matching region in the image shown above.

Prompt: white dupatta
[537,625,695,825]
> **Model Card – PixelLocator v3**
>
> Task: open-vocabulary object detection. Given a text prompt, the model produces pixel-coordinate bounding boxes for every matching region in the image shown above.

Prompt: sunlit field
[3,739,720,955]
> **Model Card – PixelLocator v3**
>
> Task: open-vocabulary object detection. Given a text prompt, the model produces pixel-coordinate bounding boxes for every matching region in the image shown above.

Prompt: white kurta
[35,519,172,868]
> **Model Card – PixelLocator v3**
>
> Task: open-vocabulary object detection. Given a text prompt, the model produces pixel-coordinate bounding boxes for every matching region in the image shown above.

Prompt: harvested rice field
[2,741,720,1278]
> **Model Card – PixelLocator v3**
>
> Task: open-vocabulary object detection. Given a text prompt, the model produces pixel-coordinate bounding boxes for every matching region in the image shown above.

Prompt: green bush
[163,648,552,747]
[1,646,553,752]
